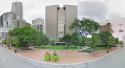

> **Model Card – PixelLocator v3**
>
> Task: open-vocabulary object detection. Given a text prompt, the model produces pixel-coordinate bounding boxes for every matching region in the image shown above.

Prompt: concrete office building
[46,5,77,40]
[0,12,30,42]
[11,1,30,28]
[32,18,45,33]
[11,2,23,20]
[0,12,17,41]
[0,2,30,43]
[0,12,17,28]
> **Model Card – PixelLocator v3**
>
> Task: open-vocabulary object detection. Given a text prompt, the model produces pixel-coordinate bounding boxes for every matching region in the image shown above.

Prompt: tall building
[0,2,30,43]
[0,12,17,41]
[11,2,23,20]
[32,18,45,34]
[46,5,77,40]
[0,12,17,28]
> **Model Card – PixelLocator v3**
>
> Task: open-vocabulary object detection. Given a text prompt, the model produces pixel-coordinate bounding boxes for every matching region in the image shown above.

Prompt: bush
[51,52,59,62]
[44,52,51,61]
[119,41,124,47]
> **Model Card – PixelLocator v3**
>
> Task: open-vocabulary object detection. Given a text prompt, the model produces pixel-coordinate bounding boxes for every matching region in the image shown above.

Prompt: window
[119,29,124,32]
[119,24,123,26]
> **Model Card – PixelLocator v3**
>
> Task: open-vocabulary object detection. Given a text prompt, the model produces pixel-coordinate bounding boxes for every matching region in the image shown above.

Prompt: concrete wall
[65,5,77,34]
[46,5,77,40]
[46,5,59,40]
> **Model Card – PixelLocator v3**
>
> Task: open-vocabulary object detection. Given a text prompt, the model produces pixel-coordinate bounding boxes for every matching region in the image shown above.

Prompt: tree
[99,32,115,53]
[60,34,71,45]
[70,18,100,35]
[115,38,119,44]
[70,18,100,46]
[60,33,82,46]
[8,26,49,48]
[99,32,112,45]
[91,34,102,51]
[107,36,115,46]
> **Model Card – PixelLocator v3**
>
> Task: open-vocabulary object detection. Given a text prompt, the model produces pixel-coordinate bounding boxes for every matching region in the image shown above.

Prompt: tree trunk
[14,49,17,53]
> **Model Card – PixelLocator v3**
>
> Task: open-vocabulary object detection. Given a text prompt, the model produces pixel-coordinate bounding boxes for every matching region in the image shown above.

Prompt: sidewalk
[8,47,120,64]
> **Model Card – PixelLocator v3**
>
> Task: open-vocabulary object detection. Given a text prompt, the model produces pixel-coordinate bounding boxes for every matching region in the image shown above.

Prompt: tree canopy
[70,18,100,35]
[8,26,49,48]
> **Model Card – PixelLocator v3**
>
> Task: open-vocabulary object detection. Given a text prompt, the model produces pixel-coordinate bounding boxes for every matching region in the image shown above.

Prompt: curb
[3,47,124,66]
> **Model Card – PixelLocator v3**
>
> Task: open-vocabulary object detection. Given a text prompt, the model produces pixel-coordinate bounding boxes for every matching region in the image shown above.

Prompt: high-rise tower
[11,2,23,20]
[46,5,77,40]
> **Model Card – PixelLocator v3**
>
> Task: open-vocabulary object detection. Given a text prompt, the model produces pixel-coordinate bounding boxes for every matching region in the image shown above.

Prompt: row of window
[1,32,8,39]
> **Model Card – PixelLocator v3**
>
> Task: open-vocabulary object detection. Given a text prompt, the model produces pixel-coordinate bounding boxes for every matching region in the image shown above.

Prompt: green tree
[60,34,71,45]
[70,18,100,46]
[107,36,115,46]
[91,34,102,51]
[8,26,49,48]
[99,32,112,45]
[99,32,115,53]
[60,34,82,46]
[70,18,100,34]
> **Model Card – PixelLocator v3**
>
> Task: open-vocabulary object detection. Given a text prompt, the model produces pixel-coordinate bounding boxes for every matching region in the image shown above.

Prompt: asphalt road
[0,47,44,68]
[87,47,125,68]
[0,46,125,68]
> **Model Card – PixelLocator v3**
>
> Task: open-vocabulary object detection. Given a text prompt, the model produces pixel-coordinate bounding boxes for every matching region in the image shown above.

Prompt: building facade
[32,18,45,33]
[11,1,23,20]
[0,12,17,42]
[0,12,17,28]
[46,5,77,40]
[0,2,30,43]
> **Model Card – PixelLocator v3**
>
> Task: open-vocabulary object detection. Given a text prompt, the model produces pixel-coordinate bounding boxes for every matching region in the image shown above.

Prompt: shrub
[119,41,124,47]
[51,52,59,62]
[44,52,51,61]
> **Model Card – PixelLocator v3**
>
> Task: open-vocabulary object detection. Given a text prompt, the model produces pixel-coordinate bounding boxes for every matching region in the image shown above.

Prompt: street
[0,47,43,68]
[0,46,125,68]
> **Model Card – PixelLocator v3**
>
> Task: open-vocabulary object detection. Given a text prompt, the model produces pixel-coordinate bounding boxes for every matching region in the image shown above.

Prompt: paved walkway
[16,47,118,64]
[0,46,124,68]
[40,47,125,68]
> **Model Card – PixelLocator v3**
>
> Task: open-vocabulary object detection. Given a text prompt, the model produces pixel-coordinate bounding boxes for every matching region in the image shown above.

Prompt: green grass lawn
[36,45,82,50]
[35,45,114,52]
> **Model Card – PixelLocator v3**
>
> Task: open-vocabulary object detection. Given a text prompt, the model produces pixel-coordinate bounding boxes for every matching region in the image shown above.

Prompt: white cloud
[0,0,125,23]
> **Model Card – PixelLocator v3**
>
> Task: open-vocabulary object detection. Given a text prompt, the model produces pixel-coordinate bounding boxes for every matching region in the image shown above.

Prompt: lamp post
[106,23,111,53]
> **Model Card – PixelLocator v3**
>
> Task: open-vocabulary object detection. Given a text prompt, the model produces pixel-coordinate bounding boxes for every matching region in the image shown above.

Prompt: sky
[0,0,125,23]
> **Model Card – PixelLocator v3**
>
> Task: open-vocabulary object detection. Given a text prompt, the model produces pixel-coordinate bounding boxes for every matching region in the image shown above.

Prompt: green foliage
[36,45,81,50]
[60,33,83,46]
[70,18,100,34]
[51,52,59,62]
[44,52,51,61]
[44,52,59,62]
[115,38,119,44]
[86,34,101,50]
[99,32,112,45]
[9,37,20,48]
[2,39,7,44]
[119,41,124,47]
[69,18,100,46]
[60,18,121,52]
[60,34,71,45]
[92,34,102,46]
[8,26,49,48]
[107,36,115,46]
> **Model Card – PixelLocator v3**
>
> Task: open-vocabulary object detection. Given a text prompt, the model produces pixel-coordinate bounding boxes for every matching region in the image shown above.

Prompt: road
[87,47,125,68]
[0,47,43,68]
[0,46,125,68]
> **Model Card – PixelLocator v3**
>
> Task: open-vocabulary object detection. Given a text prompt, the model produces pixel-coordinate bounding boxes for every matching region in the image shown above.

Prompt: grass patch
[36,45,82,50]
